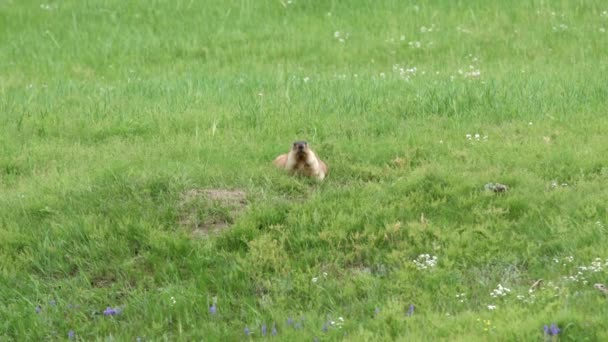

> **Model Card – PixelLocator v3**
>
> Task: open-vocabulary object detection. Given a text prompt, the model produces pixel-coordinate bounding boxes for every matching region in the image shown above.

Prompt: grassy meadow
[2,0,608,340]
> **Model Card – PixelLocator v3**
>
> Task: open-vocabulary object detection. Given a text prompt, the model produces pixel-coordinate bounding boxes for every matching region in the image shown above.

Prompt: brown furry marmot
[273,141,328,181]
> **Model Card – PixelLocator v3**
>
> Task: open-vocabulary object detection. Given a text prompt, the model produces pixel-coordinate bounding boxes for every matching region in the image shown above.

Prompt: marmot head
[291,141,310,159]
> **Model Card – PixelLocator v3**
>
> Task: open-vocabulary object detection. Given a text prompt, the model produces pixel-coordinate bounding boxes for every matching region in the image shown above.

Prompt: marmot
[273,141,328,181]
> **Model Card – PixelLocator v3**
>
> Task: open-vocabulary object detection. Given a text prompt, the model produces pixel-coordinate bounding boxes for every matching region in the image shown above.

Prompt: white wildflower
[490,284,511,298]
[464,70,480,78]
[413,254,438,270]
[456,293,467,302]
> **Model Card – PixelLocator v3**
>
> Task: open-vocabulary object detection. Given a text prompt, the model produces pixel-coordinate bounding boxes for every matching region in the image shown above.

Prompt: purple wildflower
[244,327,251,336]
[209,304,216,315]
[261,324,267,336]
[287,317,294,326]
[103,307,122,316]
[68,330,75,339]
[35,306,42,314]
[374,307,380,317]
[322,323,328,333]
[49,299,56,306]
[271,323,277,336]
[549,323,560,336]
[294,321,302,329]
[544,325,549,335]
[407,304,415,316]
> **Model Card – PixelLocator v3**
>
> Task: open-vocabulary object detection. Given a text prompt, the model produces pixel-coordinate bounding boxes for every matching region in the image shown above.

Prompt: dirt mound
[178,188,247,237]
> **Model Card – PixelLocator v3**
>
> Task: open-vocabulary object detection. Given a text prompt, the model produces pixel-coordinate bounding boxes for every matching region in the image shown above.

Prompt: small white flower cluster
[392,64,417,81]
[456,25,472,34]
[459,66,481,78]
[545,11,566,18]
[550,180,569,189]
[562,271,588,285]
[490,284,511,298]
[579,258,608,273]
[329,316,345,329]
[601,10,608,18]
[487,304,497,310]
[516,293,536,304]
[413,254,438,270]
[312,272,328,283]
[465,133,488,141]
[464,70,480,78]
[553,255,575,265]
[334,31,349,44]
[40,3,57,10]
[561,258,608,286]
[408,41,422,48]
[552,24,569,31]
[382,36,433,48]
[455,293,466,303]
[420,24,438,33]
[455,55,481,79]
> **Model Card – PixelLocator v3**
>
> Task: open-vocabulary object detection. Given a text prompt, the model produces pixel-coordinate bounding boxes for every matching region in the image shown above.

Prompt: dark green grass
[2,0,608,340]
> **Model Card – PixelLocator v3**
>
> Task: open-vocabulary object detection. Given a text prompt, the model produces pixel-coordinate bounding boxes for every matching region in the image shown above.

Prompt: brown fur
[273,141,328,181]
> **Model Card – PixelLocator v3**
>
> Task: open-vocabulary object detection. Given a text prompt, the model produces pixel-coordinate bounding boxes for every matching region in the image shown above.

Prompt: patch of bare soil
[178,188,247,237]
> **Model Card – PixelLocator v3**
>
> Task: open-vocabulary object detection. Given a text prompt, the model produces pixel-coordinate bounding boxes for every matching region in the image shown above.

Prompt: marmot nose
[298,145,304,150]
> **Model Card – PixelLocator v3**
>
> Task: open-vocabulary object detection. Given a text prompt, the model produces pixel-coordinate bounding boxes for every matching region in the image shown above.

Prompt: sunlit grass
[1,0,608,340]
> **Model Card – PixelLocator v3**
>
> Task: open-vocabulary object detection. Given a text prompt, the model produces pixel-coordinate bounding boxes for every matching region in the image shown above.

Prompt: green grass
[2,0,608,340]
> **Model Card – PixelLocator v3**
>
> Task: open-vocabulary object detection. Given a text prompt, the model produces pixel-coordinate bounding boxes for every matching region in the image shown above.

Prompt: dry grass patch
[178,188,248,237]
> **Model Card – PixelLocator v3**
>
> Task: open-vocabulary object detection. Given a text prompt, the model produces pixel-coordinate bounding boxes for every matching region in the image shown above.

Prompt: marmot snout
[273,141,328,181]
